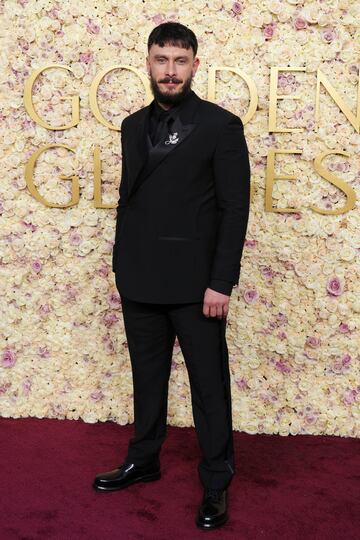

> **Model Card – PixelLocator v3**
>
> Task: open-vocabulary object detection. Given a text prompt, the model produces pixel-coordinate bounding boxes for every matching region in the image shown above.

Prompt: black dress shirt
[148,91,234,297]
[149,90,193,146]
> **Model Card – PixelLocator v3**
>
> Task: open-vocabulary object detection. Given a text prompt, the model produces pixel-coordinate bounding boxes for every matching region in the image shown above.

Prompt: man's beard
[149,72,193,106]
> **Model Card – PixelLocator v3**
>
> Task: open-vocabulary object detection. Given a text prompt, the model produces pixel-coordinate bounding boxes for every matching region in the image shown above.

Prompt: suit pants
[118,293,236,490]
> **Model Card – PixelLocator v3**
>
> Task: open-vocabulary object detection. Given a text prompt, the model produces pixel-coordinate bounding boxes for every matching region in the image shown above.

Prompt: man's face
[146,43,200,107]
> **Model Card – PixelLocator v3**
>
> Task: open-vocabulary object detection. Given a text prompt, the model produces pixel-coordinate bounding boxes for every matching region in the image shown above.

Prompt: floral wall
[0,0,359,436]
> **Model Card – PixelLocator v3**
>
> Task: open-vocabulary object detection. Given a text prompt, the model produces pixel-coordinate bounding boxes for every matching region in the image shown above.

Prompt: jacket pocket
[158,236,193,241]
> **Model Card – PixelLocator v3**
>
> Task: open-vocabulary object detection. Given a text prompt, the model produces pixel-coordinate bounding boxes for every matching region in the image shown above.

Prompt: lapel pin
[165,132,179,145]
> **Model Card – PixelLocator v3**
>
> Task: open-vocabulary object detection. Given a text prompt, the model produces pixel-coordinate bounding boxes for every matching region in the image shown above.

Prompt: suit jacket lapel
[127,91,201,199]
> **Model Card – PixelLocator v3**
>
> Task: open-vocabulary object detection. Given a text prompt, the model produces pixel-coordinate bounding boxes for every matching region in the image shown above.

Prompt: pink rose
[263,24,274,39]
[69,231,82,246]
[23,379,32,395]
[90,390,104,401]
[32,260,42,273]
[304,414,316,425]
[294,17,307,30]
[86,19,100,35]
[236,378,248,390]
[275,360,291,374]
[0,382,11,394]
[338,322,350,334]
[344,389,357,406]
[276,313,288,325]
[103,312,119,327]
[64,283,78,302]
[152,14,165,24]
[38,346,50,359]
[98,264,110,278]
[79,52,93,64]
[39,304,51,316]
[107,291,121,309]
[326,276,344,296]
[47,8,59,19]
[243,288,259,304]
[1,350,17,368]
[261,266,274,279]
[306,336,321,348]
[321,28,336,43]
[342,354,351,367]
[245,239,257,248]
[102,334,115,354]
[232,2,242,15]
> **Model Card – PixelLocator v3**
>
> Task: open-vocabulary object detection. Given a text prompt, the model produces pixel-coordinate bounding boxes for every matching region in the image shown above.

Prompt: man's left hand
[203,288,230,319]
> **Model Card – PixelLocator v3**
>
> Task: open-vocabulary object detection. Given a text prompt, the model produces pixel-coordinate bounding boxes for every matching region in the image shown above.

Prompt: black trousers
[118,293,236,490]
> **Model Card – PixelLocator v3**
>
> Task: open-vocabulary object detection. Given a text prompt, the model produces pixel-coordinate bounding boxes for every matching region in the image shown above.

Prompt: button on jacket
[113,90,251,303]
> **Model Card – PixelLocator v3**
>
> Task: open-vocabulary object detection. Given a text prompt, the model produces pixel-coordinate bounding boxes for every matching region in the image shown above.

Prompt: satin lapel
[128,92,201,199]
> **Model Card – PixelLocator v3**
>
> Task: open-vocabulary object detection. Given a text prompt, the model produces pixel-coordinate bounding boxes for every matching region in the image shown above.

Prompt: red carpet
[0,417,359,539]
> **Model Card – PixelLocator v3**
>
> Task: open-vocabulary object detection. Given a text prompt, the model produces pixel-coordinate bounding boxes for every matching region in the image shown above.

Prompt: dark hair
[147,22,198,57]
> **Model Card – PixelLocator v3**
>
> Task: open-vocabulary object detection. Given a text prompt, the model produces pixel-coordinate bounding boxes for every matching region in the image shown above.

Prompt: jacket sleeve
[112,122,129,272]
[208,114,251,295]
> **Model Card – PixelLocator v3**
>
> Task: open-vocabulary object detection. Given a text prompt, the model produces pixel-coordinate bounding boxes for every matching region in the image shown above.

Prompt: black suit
[113,90,251,490]
[112,90,251,302]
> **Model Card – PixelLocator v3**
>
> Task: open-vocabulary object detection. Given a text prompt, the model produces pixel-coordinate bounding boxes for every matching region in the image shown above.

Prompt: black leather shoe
[93,461,161,491]
[195,488,228,529]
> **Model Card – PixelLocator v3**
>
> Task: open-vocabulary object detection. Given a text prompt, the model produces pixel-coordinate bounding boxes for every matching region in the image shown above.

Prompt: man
[93,22,251,530]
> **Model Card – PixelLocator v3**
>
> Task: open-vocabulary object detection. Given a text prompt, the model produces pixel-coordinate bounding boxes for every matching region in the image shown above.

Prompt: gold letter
[312,150,355,215]
[25,144,79,208]
[23,65,80,130]
[315,69,360,132]
[93,146,116,208]
[269,67,306,132]
[207,66,257,125]
[89,65,152,130]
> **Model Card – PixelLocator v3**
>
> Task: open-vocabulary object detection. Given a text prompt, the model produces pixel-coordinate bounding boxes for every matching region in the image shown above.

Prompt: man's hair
[147,22,198,57]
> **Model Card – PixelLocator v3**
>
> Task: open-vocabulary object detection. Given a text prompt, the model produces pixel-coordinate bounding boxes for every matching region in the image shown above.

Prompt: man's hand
[203,288,230,319]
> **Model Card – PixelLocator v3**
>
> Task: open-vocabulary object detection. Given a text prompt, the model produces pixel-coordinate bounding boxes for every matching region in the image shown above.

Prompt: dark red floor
[1,417,359,539]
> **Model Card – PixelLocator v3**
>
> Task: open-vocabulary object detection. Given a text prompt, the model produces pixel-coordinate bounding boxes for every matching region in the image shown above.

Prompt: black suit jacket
[112,90,251,303]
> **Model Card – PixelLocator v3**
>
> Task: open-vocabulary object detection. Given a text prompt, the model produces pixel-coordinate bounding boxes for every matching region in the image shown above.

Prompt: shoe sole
[195,513,229,529]
[92,471,161,491]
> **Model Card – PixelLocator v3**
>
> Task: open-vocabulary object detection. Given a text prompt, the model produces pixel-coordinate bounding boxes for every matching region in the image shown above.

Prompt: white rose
[339,247,355,261]
[79,240,95,255]
[244,421,259,435]
[81,300,95,315]
[84,210,99,226]
[248,357,261,369]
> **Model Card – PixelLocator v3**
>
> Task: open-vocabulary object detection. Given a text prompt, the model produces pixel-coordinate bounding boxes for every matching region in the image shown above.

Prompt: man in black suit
[93,22,251,530]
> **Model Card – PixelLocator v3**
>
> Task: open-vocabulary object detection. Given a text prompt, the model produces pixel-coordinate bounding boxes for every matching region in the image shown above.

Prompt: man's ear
[192,56,200,74]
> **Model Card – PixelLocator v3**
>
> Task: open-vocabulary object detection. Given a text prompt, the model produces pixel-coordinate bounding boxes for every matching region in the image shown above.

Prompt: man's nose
[166,64,177,77]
